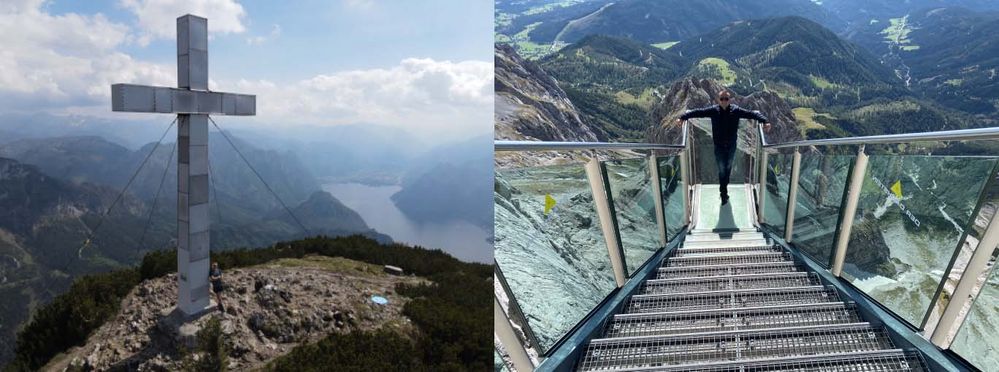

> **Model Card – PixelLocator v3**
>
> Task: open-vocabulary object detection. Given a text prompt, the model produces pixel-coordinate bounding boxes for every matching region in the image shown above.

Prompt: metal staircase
[576,230,929,371]
[495,123,999,371]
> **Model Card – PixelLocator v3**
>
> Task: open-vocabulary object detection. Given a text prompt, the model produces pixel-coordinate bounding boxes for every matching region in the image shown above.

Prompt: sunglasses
[719,97,730,101]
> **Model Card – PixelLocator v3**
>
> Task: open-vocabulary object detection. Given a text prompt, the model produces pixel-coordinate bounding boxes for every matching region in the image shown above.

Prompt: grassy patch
[849,100,921,118]
[524,0,587,15]
[265,255,385,277]
[792,107,835,135]
[882,16,920,50]
[809,74,838,90]
[495,13,513,28]
[614,88,657,109]
[697,58,737,86]
[651,41,679,50]
[510,22,552,60]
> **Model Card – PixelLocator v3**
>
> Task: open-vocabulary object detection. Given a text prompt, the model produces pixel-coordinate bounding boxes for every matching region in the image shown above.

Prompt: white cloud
[232,58,493,137]
[0,1,173,110]
[246,24,281,46]
[343,0,375,11]
[119,0,247,46]
[0,3,492,140]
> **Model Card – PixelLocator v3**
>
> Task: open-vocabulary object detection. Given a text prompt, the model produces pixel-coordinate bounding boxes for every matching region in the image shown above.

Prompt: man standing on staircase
[676,90,771,206]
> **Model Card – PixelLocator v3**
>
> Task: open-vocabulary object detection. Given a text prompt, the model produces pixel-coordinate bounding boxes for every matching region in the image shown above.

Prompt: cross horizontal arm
[111,84,255,116]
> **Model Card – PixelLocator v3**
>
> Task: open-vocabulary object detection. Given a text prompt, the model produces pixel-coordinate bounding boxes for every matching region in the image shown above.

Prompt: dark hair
[717,90,732,98]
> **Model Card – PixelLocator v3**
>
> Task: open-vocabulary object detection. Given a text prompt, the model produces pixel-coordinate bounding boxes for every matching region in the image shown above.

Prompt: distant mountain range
[498,0,999,141]
[497,0,999,51]
[847,6,999,116]
[0,132,390,365]
[391,135,494,230]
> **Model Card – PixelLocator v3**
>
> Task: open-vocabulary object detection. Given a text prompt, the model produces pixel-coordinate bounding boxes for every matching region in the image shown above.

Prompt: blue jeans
[714,145,737,196]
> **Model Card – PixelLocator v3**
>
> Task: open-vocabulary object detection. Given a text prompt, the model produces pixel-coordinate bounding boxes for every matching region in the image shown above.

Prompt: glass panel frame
[792,149,856,268]
[761,151,791,235]
[494,163,618,353]
[840,154,998,327]
[604,157,661,276]
[658,156,685,241]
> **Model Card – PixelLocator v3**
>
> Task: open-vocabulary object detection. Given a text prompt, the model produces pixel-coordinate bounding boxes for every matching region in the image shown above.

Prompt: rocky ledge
[47,256,424,371]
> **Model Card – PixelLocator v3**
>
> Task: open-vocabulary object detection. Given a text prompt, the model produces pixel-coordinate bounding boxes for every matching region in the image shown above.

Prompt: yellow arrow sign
[544,194,557,215]
[891,180,903,199]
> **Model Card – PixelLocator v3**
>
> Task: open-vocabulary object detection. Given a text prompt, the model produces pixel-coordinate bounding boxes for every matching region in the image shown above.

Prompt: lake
[322,182,493,263]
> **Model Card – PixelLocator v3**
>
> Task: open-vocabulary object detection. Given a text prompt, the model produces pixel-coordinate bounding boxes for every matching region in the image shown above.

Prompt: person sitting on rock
[209,262,225,312]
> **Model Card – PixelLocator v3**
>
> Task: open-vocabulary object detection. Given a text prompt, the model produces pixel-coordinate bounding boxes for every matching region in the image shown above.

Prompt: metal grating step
[665,252,790,267]
[640,272,821,295]
[657,261,799,280]
[682,239,770,249]
[685,232,764,242]
[625,286,839,314]
[675,245,780,256]
[690,228,759,234]
[578,323,896,371]
[590,350,930,372]
[604,302,862,338]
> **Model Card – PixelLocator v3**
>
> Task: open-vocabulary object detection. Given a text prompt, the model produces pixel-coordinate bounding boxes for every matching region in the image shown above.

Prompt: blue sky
[0,0,493,141]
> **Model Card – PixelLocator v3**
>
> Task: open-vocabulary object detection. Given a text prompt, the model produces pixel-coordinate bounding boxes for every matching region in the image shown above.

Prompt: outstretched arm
[679,106,715,121]
[735,107,768,123]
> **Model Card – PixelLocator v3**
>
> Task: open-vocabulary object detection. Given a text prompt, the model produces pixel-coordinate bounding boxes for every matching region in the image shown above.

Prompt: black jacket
[680,104,768,148]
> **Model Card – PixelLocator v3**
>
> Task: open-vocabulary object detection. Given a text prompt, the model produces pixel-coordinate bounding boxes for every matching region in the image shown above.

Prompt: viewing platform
[495,120,999,371]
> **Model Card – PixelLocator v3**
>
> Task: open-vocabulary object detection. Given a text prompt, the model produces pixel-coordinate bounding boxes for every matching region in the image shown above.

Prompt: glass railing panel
[658,156,685,241]
[938,167,999,369]
[792,150,855,267]
[950,247,999,371]
[494,164,617,353]
[841,154,998,326]
[761,152,791,235]
[604,157,660,275]
[921,164,999,335]
[495,349,511,372]
[688,118,755,185]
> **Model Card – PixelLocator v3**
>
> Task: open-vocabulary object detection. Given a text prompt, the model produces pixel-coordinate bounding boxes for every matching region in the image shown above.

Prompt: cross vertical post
[176,15,212,316]
[111,14,256,317]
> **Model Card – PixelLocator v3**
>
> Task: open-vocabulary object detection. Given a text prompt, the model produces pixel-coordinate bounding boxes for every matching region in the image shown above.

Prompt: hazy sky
[0,0,493,142]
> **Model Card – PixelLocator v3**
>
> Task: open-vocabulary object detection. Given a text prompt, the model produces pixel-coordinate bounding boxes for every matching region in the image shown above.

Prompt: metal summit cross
[111,15,255,316]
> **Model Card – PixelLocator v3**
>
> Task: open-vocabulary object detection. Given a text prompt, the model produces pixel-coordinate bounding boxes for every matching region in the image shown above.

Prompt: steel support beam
[586,158,627,286]
[757,150,769,225]
[784,148,802,242]
[649,154,668,246]
[831,146,869,277]
[494,296,537,372]
[679,150,692,229]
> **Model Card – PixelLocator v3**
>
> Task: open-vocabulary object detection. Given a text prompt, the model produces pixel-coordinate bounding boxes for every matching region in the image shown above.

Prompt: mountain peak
[286,191,371,233]
[49,256,424,371]
[494,44,605,143]
[646,77,802,145]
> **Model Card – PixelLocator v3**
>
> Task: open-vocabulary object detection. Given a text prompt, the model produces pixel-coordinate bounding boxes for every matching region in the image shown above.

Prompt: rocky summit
[46,256,424,371]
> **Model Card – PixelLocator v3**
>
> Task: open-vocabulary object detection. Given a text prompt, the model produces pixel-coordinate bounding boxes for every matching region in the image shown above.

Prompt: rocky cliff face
[495,44,609,168]
[647,78,802,146]
[495,44,603,143]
